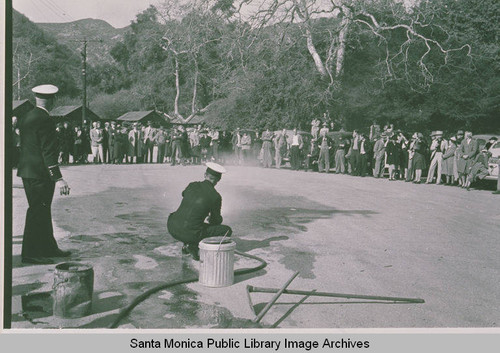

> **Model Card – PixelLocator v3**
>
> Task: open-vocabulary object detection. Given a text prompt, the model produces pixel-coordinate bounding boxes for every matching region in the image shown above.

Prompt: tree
[156,0,227,122]
[220,0,472,91]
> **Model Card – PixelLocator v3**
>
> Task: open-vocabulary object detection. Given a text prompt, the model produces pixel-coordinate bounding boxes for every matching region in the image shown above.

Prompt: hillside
[12,10,82,100]
[37,18,129,64]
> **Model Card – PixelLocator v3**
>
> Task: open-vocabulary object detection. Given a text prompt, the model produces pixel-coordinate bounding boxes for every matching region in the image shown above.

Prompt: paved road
[10,164,500,328]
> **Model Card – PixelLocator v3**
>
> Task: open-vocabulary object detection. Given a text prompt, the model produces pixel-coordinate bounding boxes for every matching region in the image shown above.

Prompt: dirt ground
[10,163,500,329]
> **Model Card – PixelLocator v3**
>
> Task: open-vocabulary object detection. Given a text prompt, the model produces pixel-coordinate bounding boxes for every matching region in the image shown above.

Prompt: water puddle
[128,285,263,329]
[21,291,53,321]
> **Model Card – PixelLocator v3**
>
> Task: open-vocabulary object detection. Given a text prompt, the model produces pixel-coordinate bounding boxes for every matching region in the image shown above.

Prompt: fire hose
[109,249,267,328]
[109,249,425,328]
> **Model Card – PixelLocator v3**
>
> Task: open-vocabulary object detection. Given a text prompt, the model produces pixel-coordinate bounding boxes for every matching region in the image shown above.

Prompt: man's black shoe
[51,249,72,257]
[187,245,200,261]
[22,257,54,265]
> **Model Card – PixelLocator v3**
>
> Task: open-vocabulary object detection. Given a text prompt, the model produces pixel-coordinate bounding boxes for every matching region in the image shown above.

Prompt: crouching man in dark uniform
[167,162,232,260]
[17,84,72,264]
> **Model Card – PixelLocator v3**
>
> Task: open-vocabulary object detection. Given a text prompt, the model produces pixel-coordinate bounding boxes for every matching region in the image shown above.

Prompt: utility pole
[81,38,87,126]
[73,37,101,126]
[17,67,21,101]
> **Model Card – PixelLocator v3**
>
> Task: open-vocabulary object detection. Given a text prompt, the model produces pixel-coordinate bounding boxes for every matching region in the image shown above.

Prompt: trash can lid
[199,237,236,250]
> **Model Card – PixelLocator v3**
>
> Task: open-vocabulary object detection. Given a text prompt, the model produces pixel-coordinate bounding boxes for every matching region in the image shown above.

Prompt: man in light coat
[128,122,144,163]
[90,121,104,164]
[426,131,448,184]
[373,133,387,178]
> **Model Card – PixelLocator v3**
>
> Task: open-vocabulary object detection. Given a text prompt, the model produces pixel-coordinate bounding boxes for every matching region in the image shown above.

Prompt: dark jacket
[17,107,61,181]
[318,135,334,149]
[167,180,223,240]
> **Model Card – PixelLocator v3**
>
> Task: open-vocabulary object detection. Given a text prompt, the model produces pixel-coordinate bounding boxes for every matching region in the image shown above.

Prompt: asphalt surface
[10,164,500,329]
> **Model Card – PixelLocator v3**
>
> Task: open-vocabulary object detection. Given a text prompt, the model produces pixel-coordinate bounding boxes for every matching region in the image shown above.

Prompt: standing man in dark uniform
[17,84,71,264]
[167,162,232,260]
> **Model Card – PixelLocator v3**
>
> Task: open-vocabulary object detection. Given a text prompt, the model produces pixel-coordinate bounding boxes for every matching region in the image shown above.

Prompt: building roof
[116,110,157,122]
[50,105,81,117]
[169,114,205,125]
[13,99,32,110]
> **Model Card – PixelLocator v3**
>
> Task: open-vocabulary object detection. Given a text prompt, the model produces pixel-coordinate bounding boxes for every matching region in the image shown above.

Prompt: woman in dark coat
[73,126,83,164]
[397,132,409,180]
[113,127,127,164]
[81,124,92,163]
[165,129,172,164]
[385,135,399,180]
[442,137,457,185]
[412,133,426,183]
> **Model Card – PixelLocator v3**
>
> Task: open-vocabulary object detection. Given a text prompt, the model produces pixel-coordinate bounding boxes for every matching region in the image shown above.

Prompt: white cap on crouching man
[205,162,226,181]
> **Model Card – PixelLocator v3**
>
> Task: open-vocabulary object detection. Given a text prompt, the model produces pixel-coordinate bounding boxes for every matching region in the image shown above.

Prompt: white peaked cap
[206,162,226,177]
[32,84,59,95]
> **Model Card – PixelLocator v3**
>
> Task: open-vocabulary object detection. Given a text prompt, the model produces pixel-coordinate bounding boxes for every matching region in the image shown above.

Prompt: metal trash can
[199,237,236,287]
[53,262,94,318]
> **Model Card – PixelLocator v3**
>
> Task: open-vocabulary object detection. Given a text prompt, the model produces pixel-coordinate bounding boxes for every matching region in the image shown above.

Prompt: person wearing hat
[463,148,491,190]
[426,130,447,184]
[17,84,71,264]
[128,122,144,163]
[372,133,387,178]
[261,128,273,168]
[310,116,321,140]
[405,133,419,182]
[107,121,117,164]
[411,132,427,183]
[154,127,168,163]
[334,134,348,174]
[232,128,243,165]
[288,128,304,170]
[385,133,399,180]
[102,121,110,163]
[143,121,155,163]
[348,130,362,176]
[167,162,232,260]
[319,122,329,137]
[90,121,104,164]
[485,137,500,194]
[457,131,478,187]
[442,136,458,185]
[317,126,333,173]
[485,136,498,150]
[208,128,220,162]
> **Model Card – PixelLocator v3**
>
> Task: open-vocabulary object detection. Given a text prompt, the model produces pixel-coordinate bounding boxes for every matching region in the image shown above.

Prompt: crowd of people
[11,116,498,191]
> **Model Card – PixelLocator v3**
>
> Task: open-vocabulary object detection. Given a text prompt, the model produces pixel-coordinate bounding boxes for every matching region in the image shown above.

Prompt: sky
[13,0,418,28]
[13,0,161,28]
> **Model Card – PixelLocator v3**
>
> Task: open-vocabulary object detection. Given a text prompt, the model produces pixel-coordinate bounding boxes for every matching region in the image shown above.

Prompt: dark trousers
[318,148,330,172]
[73,144,82,163]
[290,146,301,170]
[108,145,114,163]
[103,143,109,163]
[350,149,361,175]
[157,143,166,163]
[21,178,59,258]
[13,147,20,168]
[61,150,70,164]
[168,217,232,248]
[171,141,182,165]
[359,153,368,176]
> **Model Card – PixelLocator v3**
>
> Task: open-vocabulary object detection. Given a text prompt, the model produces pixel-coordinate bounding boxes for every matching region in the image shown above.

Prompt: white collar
[37,105,50,114]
